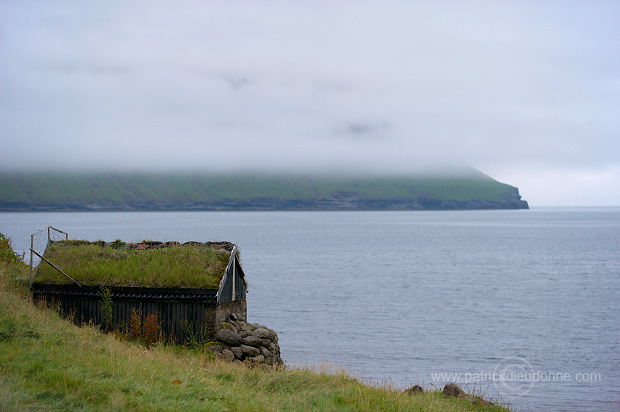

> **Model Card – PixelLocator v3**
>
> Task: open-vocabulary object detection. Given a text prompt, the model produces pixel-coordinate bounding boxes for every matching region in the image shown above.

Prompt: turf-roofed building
[30,238,247,344]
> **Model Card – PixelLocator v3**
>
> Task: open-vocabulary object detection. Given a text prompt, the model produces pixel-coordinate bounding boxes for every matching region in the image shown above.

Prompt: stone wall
[215,300,247,325]
[209,318,282,366]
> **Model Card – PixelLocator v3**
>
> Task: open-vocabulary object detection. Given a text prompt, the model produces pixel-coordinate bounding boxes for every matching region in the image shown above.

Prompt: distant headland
[0,169,528,211]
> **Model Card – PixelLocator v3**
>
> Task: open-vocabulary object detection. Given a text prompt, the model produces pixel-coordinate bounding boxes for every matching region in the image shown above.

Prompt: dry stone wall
[210,319,282,366]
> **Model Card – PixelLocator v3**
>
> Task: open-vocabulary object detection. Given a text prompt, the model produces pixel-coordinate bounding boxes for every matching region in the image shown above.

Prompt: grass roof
[34,240,235,289]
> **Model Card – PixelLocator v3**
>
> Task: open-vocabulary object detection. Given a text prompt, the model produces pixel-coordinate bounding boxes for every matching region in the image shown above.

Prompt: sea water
[1,208,619,411]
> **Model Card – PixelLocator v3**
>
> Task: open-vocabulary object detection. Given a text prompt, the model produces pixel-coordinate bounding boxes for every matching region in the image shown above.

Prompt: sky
[1,1,619,206]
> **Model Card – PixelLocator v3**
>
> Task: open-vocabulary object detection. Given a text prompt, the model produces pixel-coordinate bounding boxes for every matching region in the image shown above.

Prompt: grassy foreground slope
[0,170,528,211]
[0,237,508,411]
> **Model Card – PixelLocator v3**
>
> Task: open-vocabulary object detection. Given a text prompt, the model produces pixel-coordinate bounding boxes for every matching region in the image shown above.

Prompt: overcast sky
[1,1,619,206]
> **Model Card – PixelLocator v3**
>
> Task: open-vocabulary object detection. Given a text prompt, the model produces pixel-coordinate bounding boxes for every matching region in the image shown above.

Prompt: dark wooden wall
[31,284,220,343]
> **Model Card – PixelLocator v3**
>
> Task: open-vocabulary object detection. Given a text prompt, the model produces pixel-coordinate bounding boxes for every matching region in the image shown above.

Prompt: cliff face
[0,172,529,211]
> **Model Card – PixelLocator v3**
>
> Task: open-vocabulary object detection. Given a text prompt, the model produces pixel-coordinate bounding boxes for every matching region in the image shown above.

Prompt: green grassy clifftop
[0,170,528,211]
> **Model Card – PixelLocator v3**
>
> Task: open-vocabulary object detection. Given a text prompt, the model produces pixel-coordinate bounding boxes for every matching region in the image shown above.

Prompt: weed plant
[34,243,231,288]
[100,287,113,332]
[182,319,213,348]
[0,233,22,263]
[116,307,162,348]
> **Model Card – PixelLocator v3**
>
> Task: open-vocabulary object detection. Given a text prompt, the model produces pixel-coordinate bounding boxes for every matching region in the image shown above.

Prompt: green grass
[0,235,509,411]
[0,170,521,206]
[34,242,231,288]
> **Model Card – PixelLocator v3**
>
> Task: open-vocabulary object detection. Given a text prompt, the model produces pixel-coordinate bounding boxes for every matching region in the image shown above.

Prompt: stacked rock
[212,319,282,366]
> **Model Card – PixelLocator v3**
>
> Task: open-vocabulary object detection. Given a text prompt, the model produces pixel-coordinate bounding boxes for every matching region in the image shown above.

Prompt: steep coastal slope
[0,170,528,211]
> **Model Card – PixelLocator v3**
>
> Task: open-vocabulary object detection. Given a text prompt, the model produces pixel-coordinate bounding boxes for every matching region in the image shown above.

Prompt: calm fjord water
[2,208,619,411]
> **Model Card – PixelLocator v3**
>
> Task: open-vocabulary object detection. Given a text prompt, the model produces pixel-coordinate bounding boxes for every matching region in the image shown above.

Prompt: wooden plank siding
[31,284,219,343]
[216,248,247,305]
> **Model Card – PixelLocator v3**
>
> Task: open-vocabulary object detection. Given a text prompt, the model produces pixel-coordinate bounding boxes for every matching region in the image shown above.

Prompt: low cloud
[1,1,619,204]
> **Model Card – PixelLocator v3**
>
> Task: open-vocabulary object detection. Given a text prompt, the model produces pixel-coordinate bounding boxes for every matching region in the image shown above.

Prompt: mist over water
[2,208,619,411]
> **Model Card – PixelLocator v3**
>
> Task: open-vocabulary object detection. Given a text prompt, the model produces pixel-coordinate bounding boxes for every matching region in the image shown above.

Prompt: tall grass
[0,233,23,265]
[34,243,230,288]
[1,236,509,411]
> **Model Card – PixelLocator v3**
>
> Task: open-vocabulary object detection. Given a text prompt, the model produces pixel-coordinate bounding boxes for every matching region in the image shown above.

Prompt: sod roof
[34,240,235,289]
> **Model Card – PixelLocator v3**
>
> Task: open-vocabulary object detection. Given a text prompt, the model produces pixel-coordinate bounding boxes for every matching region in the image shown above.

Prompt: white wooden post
[231,249,236,301]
